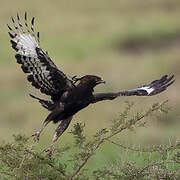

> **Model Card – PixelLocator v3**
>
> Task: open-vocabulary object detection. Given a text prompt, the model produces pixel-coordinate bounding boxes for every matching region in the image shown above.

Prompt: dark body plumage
[8,13,175,155]
[31,75,101,123]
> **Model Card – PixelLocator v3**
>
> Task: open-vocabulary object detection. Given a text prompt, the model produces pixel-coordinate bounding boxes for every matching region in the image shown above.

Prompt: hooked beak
[96,79,106,85]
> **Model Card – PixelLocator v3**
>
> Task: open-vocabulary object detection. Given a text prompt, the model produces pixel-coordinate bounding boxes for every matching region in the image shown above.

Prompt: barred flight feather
[8,13,74,101]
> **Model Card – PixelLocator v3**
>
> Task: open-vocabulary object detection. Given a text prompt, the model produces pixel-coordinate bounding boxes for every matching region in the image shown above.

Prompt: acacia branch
[106,139,157,153]
[69,101,167,179]
[0,171,15,177]
[130,161,178,178]
[25,149,66,177]
[68,138,105,180]
[106,139,178,153]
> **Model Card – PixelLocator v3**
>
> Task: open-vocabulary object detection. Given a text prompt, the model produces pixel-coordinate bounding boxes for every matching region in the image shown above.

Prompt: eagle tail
[29,94,56,111]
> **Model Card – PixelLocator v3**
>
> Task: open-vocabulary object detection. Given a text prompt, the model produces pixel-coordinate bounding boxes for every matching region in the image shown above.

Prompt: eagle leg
[32,118,51,142]
[45,116,73,157]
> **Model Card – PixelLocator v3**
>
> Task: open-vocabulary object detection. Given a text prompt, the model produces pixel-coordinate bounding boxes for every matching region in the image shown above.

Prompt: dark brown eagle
[8,13,174,155]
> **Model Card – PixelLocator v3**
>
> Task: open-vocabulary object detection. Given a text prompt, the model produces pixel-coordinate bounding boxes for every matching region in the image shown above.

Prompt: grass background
[0,0,180,173]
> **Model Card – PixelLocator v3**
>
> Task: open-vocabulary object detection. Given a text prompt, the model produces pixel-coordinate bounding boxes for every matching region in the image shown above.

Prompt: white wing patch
[137,86,154,95]
[8,14,39,57]
[14,33,39,57]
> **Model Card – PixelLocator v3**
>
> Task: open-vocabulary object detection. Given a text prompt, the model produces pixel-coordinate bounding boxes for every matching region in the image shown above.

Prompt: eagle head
[77,75,106,89]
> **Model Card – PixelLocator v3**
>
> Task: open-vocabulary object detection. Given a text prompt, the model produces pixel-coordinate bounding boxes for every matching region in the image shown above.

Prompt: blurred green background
[0,0,180,170]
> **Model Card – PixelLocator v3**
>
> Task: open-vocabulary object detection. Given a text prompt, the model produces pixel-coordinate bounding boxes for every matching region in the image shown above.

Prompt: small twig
[131,161,177,178]
[106,139,177,153]
[18,155,25,169]
[0,158,12,167]
[25,149,66,177]
[68,153,91,180]
[0,171,15,177]
[106,139,157,153]
[68,138,105,180]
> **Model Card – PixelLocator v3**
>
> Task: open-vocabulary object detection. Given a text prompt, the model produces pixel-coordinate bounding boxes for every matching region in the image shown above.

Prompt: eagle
[8,13,174,156]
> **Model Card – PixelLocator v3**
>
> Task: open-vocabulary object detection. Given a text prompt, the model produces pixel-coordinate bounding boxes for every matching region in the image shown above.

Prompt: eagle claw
[32,132,40,143]
[43,147,53,158]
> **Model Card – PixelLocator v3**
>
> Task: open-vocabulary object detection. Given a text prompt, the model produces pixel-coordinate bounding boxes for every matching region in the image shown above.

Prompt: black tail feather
[29,94,56,111]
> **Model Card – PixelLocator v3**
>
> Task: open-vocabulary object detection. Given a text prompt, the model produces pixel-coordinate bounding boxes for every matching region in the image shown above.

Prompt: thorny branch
[69,101,168,179]
[129,161,178,178]
[106,139,179,153]
[25,149,66,177]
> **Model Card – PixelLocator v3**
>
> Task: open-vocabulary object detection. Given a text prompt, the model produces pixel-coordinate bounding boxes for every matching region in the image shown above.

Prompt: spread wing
[8,13,74,101]
[93,75,175,103]
[129,75,175,96]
